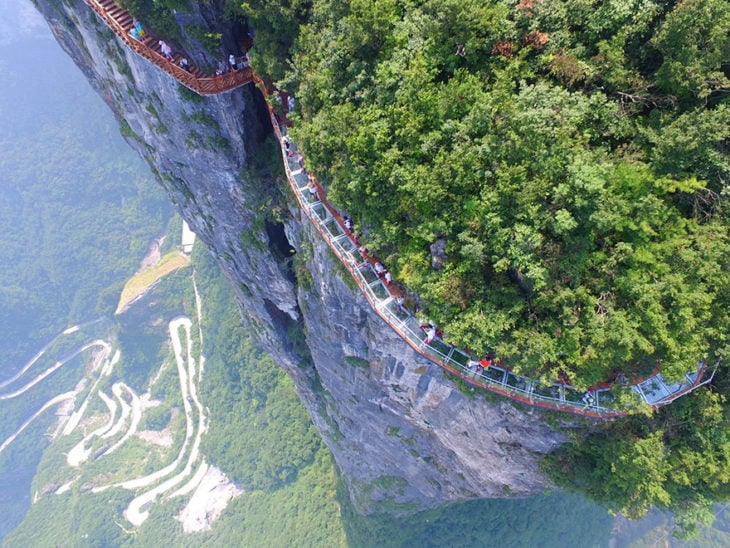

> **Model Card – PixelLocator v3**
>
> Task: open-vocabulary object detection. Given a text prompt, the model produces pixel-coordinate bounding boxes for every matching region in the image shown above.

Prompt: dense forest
[280,0,730,537]
[7,235,625,546]
[197,0,730,537]
[284,0,730,388]
[0,11,170,537]
[0,34,170,366]
[128,0,729,384]
[72,0,730,539]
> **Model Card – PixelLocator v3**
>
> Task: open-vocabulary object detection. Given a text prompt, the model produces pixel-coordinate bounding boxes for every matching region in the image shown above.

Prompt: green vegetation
[292,237,315,290]
[224,0,309,80]
[117,0,189,41]
[545,370,730,539]
[188,110,221,130]
[284,0,730,388]
[618,502,730,546]
[6,490,132,547]
[4,241,344,546]
[339,486,613,548]
[5,239,622,547]
[115,267,194,393]
[177,83,205,103]
[186,247,618,546]
[0,25,170,538]
[345,356,370,370]
[195,246,322,491]
[141,403,172,431]
[226,0,730,536]
[8,0,729,542]
[185,25,223,53]
[0,44,169,366]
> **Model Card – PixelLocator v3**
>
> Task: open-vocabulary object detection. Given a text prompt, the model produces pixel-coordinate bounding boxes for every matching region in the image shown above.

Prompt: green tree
[652,0,730,104]
[545,372,730,537]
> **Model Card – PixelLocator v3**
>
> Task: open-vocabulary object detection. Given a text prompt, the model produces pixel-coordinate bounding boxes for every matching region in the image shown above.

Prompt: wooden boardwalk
[83,0,252,94]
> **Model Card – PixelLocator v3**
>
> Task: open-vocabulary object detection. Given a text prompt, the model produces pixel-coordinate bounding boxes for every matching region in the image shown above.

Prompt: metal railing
[259,95,716,418]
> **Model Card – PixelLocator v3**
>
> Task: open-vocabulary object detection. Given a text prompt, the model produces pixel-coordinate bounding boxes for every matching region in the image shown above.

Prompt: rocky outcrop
[35,0,570,513]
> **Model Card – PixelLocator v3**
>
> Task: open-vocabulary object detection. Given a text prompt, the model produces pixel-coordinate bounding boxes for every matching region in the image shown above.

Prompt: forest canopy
[252,0,730,388]
[125,0,728,387]
[226,1,730,534]
[60,0,730,536]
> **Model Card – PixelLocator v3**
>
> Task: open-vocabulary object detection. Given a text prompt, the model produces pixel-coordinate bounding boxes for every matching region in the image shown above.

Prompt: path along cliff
[33,0,572,513]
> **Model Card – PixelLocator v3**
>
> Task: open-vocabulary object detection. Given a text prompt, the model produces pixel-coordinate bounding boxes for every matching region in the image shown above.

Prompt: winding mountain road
[122,317,208,526]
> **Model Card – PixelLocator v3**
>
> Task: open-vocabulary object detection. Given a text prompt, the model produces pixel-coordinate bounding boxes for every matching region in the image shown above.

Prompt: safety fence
[258,99,715,418]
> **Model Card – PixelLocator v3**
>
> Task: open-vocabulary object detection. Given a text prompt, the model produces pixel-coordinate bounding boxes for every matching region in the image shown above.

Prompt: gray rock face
[36,0,569,513]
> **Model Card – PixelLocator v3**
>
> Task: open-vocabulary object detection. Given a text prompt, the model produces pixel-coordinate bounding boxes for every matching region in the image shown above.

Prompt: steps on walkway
[83,0,253,94]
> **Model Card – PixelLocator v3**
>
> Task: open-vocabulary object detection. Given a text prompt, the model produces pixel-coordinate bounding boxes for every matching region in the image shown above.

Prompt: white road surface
[67,389,118,467]
[123,317,208,526]
[3,280,229,529]
[0,341,110,401]
[0,319,101,389]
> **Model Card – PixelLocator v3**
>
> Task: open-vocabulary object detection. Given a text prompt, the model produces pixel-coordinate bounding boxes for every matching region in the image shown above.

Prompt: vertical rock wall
[34,0,570,513]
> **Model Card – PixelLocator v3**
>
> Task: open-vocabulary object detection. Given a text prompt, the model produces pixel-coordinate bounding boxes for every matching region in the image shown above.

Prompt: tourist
[229,54,238,70]
[158,40,173,61]
[395,296,406,314]
[424,324,436,345]
[374,262,385,276]
[178,57,189,71]
[343,216,353,233]
[420,321,436,345]
[307,177,318,201]
[383,270,392,286]
[130,19,144,40]
[356,246,370,269]
[287,95,295,112]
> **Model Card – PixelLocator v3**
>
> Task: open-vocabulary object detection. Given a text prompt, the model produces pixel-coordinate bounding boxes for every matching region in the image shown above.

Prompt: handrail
[79,0,717,417]
[253,84,715,418]
[82,0,252,95]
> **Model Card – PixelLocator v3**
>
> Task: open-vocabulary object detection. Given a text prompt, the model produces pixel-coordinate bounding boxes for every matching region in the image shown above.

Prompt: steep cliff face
[35,0,570,513]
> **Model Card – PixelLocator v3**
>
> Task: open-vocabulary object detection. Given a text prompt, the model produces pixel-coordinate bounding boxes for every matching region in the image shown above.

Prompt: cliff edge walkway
[84,0,253,94]
[82,0,716,418]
